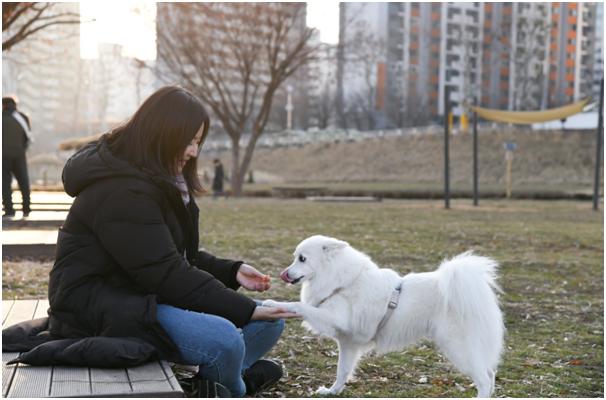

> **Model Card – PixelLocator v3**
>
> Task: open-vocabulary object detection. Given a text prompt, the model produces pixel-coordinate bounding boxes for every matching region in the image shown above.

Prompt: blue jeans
[156,303,285,397]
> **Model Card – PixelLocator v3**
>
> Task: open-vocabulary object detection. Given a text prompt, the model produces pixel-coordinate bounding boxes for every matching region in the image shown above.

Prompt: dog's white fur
[263,235,505,397]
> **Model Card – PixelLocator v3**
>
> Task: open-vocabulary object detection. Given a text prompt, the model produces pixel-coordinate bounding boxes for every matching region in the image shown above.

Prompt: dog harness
[372,281,403,341]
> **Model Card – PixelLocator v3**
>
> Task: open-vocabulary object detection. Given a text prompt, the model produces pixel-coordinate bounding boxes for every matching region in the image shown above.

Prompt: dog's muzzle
[280,269,303,284]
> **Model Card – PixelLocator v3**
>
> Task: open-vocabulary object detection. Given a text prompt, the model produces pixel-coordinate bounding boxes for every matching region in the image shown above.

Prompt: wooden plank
[127,362,181,396]
[160,361,182,395]
[2,299,30,398]
[50,366,91,397]
[4,300,53,398]
[33,299,49,319]
[3,300,37,328]
[2,352,19,398]
[90,368,132,396]
[2,300,15,326]
[7,365,52,398]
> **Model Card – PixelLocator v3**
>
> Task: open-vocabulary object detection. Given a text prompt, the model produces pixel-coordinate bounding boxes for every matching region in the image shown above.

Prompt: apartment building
[593,3,604,99]
[338,2,602,128]
[307,30,339,128]
[76,43,158,135]
[548,2,596,107]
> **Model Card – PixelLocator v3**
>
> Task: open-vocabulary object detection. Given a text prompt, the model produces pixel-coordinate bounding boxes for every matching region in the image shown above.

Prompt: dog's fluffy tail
[436,251,505,368]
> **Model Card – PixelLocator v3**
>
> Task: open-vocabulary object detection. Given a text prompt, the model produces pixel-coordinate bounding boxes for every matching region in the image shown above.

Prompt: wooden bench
[2,300,184,397]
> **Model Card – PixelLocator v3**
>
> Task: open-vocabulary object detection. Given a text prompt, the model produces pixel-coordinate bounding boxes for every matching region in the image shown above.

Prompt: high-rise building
[337,2,602,128]
[548,2,592,107]
[307,31,338,129]
[482,3,551,111]
[76,43,157,135]
[337,3,390,129]
[591,2,603,100]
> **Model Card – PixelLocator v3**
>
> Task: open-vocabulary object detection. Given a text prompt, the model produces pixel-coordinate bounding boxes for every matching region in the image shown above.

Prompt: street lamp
[286,84,293,131]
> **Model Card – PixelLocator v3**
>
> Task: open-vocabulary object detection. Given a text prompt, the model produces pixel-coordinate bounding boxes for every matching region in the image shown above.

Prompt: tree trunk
[230,139,242,196]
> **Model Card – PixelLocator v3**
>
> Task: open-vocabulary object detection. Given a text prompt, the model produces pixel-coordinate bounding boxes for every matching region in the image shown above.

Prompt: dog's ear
[322,238,348,253]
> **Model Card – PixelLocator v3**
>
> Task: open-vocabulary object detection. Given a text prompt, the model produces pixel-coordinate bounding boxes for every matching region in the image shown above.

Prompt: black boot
[242,359,283,396]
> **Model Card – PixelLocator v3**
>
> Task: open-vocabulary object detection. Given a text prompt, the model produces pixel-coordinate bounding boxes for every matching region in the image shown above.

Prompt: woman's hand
[251,306,300,321]
[237,263,271,292]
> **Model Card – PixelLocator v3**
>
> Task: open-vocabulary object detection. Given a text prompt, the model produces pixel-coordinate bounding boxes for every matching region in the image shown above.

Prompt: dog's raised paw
[262,299,280,308]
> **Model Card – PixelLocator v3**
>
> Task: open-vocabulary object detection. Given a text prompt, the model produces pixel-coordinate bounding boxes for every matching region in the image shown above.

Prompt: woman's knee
[270,318,285,338]
[251,318,285,344]
[214,326,245,363]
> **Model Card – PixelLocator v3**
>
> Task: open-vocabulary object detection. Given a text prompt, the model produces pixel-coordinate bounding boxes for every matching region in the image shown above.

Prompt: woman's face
[176,123,204,174]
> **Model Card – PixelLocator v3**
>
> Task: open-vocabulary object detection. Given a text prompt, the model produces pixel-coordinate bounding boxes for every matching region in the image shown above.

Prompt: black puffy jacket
[44,136,256,361]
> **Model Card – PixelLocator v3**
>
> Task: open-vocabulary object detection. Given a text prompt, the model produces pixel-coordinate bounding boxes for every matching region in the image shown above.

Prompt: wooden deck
[2,300,184,397]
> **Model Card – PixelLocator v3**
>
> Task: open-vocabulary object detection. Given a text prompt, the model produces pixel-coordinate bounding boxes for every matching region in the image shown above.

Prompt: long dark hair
[106,86,209,195]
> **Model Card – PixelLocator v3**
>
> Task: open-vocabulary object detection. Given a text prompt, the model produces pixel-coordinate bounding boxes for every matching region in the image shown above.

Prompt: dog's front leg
[317,339,362,396]
[262,300,346,337]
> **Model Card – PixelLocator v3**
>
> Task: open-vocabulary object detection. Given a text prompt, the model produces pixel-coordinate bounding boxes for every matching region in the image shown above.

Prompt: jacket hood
[62,136,153,197]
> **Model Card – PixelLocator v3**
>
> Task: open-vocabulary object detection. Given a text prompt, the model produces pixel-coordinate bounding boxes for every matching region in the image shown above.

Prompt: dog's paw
[316,386,332,396]
[262,300,301,314]
[261,299,281,308]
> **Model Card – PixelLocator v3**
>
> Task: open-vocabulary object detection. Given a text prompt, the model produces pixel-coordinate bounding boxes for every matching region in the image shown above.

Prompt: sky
[79,1,339,60]
[306,1,340,44]
[80,1,157,60]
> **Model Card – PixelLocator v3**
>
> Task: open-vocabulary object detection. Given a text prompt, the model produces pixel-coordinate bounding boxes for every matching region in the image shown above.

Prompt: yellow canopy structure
[470,98,590,125]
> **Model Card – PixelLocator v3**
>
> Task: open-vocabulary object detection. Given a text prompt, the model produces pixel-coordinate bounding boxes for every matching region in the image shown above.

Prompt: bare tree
[342,26,386,130]
[155,3,318,195]
[488,5,549,110]
[309,42,338,129]
[316,80,336,129]
[2,2,81,52]
[511,16,549,110]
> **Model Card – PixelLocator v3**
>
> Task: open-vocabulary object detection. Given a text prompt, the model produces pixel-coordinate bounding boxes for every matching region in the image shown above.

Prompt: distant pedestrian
[2,96,32,217]
[212,158,225,198]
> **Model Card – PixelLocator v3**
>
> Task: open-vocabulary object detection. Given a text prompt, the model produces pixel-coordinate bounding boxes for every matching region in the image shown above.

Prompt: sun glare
[306,0,339,44]
[80,1,156,60]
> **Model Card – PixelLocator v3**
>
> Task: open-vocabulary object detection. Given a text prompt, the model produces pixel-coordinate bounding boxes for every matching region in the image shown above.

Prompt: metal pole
[473,98,478,206]
[286,85,293,131]
[593,78,603,211]
[444,86,450,209]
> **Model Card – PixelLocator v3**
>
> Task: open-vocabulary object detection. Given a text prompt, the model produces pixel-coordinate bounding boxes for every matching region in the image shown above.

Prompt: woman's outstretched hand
[237,263,271,292]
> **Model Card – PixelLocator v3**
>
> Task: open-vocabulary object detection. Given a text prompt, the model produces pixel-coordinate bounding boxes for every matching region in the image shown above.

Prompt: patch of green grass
[2,260,52,299]
[3,198,602,397]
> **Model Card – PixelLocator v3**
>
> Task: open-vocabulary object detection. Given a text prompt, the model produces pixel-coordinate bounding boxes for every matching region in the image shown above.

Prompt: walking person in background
[2,96,32,218]
[212,158,225,198]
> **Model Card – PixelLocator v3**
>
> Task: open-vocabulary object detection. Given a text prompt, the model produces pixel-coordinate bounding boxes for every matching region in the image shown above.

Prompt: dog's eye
[298,254,306,262]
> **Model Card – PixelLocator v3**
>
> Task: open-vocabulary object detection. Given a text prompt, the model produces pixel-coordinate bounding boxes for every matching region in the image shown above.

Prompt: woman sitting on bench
[47,86,298,397]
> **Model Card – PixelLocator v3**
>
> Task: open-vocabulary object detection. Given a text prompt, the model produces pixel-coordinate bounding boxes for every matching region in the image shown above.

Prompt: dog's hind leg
[317,339,363,396]
[488,369,496,397]
[470,369,494,398]
[435,337,494,398]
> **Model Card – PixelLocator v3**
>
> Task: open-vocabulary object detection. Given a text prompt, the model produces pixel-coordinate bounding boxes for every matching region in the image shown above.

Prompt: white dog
[263,235,504,397]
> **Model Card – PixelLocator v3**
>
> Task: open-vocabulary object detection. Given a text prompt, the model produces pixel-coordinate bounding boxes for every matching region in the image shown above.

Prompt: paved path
[11,191,73,205]
[2,230,58,258]
[2,212,67,229]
